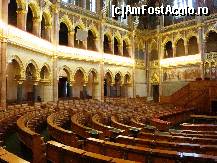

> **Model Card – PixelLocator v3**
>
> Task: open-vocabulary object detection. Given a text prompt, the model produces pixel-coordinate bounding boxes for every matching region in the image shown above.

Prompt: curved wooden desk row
[116,135,217,156]
[47,141,137,163]
[138,132,217,145]
[173,129,217,135]
[181,123,217,131]
[0,147,29,163]
[92,114,125,138]
[85,138,217,163]
[169,130,217,139]
[16,108,55,163]
[111,116,142,135]
[47,111,79,147]
[71,113,103,139]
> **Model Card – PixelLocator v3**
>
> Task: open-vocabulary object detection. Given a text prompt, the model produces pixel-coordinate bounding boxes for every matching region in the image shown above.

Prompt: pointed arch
[28,1,40,18]
[60,15,73,32]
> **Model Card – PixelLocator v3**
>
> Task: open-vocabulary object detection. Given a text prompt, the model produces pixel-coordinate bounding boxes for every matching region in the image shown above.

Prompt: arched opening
[87,30,96,51]
[176,39,185,57]
[73,69,85,99]
[114,73,122,97]
[8,0,17,26]
[26,6,33,33]
[39,65,51,102]
[114,37,119,55]
[123,40,129,57]
[41,15,46,40]
[87,71,97,99]
[104,35,111,53]
[59,22,68,46]
[164,41,173,58]
[149,49,158,61]
[7,59,21,104]
[40,66,49,80]
[206,31,217,53]
[122,74,131,97]
[23,63,37,102]
[188,36,199,55]
[58,68,70,99]
[104,72,112,97]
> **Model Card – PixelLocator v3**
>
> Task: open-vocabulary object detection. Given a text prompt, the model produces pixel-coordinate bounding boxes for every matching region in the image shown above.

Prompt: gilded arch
[73,67,88,83]
[104,70,115,84]
[28,1,40,18]
[88,68,98,82]
[60,15,73,32]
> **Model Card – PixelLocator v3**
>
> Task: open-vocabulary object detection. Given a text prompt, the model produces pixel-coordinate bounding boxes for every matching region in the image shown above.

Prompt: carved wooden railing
[161,80,217,113]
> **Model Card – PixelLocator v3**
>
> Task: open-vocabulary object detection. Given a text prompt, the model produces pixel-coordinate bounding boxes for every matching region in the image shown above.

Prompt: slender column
[1,0,8,109]
[17,9,27,30]
[111,38,114,55]
[83,40,87,49]
[45,25,52,42]
[68,31,74,47]
[82,0,86,9]
[172,44,176,57]
[118,44,123,56]
[94,38,100,51]
[127,46,132,58]
[96,0,101,13]
[68,82,74,98]
[33,82,39,102]
[184,42,188,56]
[51,2,60,102]
[83,82,88,99]
[108,42,112,54]
[17,81,23,103]
[32,17,41,37]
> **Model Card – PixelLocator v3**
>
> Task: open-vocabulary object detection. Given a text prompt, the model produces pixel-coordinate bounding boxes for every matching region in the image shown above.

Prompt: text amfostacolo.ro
[111,5,210,19]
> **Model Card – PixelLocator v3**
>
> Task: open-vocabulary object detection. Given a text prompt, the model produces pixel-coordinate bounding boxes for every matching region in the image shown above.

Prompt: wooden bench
[0,147,29,163]
[85,138,217,162]
[47,111,79,147]
[46,141,138,163]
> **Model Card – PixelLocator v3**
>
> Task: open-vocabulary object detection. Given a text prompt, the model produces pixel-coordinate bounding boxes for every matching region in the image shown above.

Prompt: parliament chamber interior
[0,0,217,162]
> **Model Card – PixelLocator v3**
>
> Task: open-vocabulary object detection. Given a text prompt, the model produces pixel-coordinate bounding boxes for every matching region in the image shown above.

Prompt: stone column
[1,0,8,109]
[32,17,41,37]
[96,0,101,13]
[118,44,123,56]
[68,31,74,47]
[127,46,132,57]
[17,9,27,30]
[17,80,23,103]
[82,0,86,9]
[51,2,60,102]
[33,81,39,102]
[172,44,176,57]
[198,25,205,79]
[45,25,52,42]
[184,41,188,56]
[68,81,74,98]
[111,38,114,55]
[108,42,112,54]
[83,40,87,49]
[83,82,88,99]
[94,38,100,51]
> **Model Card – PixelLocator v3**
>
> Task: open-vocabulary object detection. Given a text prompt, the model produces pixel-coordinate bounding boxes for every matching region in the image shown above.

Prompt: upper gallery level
[0,0,135,66]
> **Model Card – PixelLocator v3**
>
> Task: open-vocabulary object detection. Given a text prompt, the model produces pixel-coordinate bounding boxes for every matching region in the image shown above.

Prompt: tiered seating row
[16,107,55,163]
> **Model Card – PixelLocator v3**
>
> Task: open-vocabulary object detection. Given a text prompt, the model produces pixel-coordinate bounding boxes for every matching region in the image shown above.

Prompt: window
[90,0,96,12]
[173,0,193,8]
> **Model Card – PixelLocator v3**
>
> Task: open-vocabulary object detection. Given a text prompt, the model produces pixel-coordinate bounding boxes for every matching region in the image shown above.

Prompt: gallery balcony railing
[0,22,134,67]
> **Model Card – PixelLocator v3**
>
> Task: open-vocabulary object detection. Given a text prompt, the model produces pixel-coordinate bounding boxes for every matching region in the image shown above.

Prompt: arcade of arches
[2,0,217,105]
